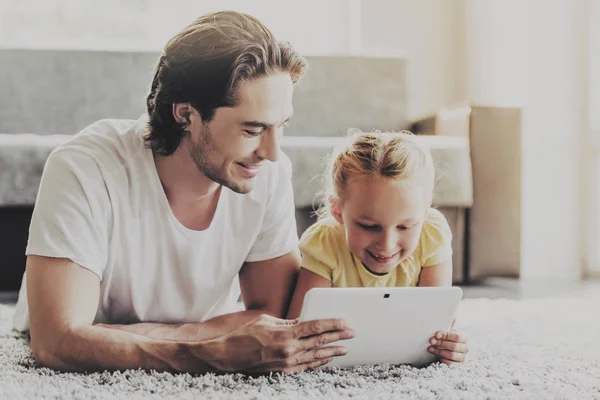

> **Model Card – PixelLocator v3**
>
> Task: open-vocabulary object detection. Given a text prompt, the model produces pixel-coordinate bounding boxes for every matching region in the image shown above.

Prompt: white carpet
[1,295,599,399]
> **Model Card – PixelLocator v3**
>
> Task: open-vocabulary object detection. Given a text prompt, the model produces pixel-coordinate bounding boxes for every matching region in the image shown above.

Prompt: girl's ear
[329,197,344,225]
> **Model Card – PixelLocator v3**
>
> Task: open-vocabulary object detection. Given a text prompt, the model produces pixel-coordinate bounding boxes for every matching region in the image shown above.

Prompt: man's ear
[330,197,344,225]
[172,103,194,124]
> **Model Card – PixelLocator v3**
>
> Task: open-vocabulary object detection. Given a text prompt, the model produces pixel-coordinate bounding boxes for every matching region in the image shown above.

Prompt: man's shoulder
[67,117,144,148]
[50,116,148,169]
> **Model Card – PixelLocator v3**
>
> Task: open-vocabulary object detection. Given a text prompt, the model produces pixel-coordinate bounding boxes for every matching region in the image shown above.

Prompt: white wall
[0,0,470,119]
[587,0,600,272]
[0,0,353,55]
[465,1,529,107]
[361,0,468,120]
[466,0,589,280]
[0,0,466,120]
[591,1,600,135]
[522,0,588,280]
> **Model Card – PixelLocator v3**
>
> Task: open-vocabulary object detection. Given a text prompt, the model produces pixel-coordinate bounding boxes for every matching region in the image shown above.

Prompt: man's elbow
[30,328,73,370]
[31,339,61,369]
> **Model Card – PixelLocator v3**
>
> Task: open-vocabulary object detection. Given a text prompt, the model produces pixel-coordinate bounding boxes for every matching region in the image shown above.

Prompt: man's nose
[255,129,280,162]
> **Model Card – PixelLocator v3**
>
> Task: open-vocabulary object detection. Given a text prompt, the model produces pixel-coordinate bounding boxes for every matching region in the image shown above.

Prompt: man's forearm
[97,309,265,342]
[41,323,222,373]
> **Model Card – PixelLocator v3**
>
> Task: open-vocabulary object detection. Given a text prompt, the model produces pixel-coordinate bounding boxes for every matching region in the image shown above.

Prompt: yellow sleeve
[420,208,453,267]
[298,220,340,282]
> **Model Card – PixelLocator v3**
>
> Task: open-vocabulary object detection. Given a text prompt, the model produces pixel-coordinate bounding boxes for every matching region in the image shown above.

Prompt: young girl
[287,130,468,365]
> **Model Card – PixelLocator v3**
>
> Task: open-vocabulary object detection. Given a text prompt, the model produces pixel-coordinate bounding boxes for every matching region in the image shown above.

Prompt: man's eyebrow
[241,113,294,129]
[242,121,270,129]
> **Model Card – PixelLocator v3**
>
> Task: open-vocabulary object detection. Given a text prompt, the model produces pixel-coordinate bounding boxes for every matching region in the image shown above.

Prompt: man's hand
[427,320,468,365]
[199,314,355,374]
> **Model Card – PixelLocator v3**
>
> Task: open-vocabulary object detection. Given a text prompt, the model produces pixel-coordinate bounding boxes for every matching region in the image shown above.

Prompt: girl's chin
[361,261,395,276]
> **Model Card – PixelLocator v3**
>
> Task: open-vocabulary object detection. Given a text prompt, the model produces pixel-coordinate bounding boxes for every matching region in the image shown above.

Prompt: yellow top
[298,208,453,287]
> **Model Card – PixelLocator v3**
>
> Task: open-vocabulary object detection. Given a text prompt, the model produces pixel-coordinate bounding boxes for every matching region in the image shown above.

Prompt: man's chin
[225,178,255,194]
[206,169,255,194]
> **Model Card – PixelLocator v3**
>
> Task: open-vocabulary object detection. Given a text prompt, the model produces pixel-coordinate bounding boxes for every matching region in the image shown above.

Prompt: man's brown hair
[145,10,307,155]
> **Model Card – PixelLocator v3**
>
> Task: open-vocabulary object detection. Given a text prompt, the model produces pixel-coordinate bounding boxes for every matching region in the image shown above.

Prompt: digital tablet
[298,286,463,368]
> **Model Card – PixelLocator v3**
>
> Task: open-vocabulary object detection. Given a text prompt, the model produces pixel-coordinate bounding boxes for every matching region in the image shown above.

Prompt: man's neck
[153,146,220,209]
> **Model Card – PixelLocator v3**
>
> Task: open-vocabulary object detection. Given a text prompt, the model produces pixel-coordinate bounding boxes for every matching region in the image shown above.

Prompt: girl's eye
[244,130,263,137]
[357,223,379,231]
[398,225,413,231]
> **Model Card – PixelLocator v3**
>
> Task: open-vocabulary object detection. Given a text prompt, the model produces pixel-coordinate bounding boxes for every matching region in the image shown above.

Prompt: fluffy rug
[1,295,599,399]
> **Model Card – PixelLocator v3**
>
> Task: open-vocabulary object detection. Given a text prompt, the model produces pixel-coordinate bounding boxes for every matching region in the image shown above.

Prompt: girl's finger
[435,330,467,344]
[429,346,466,363]
[429,338,468,354]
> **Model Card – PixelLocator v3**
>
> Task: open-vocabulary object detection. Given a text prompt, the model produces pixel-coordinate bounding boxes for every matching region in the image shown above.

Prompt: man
[13,10,354,374]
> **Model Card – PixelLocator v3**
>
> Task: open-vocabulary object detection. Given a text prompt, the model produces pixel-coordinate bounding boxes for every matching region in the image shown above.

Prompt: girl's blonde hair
[317,129,435,219]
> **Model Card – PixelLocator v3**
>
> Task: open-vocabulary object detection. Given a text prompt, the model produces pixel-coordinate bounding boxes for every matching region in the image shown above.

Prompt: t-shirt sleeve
[245,153,299,262]
[419,208,453,267]
[26,149,113,278]
[298,222,339,282]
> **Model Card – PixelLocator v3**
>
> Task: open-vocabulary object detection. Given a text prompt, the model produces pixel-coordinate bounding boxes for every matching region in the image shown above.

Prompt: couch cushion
[1,50,408,138]
[0,134,71,206]
[0,134,472,208]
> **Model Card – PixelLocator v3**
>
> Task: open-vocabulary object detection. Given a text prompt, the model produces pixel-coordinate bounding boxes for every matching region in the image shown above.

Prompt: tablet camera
[383,293,390,299]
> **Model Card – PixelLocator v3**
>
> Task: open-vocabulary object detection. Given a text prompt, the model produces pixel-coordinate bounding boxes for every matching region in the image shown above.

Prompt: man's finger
[293,345,348,366]
[293,318,350,339]
[299,329,355,351]
[244,349,340,375]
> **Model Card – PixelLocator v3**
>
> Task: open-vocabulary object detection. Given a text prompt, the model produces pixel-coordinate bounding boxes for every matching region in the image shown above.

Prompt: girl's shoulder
[299,216,348,260]
[299,216,346,251]
[298,216,348,275]
[417,208,453,266]
[423,207,452,231]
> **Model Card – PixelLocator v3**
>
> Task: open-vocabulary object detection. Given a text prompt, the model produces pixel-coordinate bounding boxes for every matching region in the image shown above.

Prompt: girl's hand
[427,321,468,364]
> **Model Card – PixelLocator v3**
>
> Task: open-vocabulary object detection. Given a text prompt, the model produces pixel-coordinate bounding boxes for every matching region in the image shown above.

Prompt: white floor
[2,289,599,399]
[461,276,600,299]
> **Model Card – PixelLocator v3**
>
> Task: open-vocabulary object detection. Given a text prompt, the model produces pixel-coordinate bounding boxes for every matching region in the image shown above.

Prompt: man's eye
[244,130,262,137]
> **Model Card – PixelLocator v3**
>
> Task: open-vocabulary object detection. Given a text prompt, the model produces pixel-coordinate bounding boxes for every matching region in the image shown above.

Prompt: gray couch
[0,50,473,289]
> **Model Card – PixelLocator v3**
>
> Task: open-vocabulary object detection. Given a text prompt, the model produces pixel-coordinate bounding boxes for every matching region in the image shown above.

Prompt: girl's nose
[378,232,398,253]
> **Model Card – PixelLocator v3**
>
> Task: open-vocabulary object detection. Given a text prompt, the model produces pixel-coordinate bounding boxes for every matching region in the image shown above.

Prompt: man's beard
[188,124,253,194]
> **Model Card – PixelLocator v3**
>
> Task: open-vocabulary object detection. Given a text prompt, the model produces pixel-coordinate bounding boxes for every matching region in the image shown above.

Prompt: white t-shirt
[13,116,298,331]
